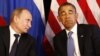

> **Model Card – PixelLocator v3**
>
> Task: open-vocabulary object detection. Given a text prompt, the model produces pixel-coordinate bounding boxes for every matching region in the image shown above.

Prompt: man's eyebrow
[60,11,65,13]
[68,10,73,12]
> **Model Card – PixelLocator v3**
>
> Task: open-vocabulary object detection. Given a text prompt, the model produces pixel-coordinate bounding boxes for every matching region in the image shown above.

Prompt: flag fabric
[0,16,6,26]
[0,0,46,56]
[43,0,100,56]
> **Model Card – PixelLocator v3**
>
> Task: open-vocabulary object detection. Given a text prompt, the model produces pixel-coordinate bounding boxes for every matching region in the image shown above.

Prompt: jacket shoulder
[21,33,36,43]
[79,24,99,28]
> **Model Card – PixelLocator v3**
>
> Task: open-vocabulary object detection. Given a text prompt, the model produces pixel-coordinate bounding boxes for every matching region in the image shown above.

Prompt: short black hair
[58,2,76,14]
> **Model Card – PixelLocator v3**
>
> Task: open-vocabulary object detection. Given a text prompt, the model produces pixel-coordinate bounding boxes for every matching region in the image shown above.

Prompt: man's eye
[68,10,74,14]
[69,11,73,14]
[61,13,66,16]
[26,19,30,21]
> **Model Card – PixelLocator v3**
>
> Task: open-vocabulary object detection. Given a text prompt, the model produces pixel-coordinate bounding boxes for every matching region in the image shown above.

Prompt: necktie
[9,34,19,56]
[67,31,74,56]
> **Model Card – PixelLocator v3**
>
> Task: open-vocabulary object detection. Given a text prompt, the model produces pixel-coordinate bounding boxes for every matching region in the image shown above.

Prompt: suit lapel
[59,30,67,56]
[77,25,85,56]
[59,25,85,56]
[16,33,29,56]
[2,26,10,56]
[59,25,87,56]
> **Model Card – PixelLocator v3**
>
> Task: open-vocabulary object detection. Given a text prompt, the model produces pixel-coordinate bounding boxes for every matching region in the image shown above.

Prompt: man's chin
[22,30,28,33]
[24,31,28,33]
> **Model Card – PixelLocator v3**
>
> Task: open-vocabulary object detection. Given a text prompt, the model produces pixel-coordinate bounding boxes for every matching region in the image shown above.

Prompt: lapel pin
[80,35,84,38]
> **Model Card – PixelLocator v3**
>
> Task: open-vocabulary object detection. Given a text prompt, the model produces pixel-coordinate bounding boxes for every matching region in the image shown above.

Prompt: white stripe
[33,0,45,24]
[51,0,65,29]
[86,0,100,27]
[45,22,55,49]
[67,0,88,24]
[45,0,64,49]
[51,0,59,17]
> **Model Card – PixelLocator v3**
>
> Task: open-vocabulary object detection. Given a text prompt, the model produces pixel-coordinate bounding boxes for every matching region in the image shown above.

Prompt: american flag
[43,0,100,56]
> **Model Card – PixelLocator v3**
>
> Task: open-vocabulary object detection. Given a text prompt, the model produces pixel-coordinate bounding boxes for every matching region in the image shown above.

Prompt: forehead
[20,10,32,19]
[60,5,75,12]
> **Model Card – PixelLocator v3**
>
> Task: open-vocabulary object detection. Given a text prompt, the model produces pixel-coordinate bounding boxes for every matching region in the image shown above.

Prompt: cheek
[18,21,26,29]
[71,15,77,21]
[22,20,27,25]
[60,17,65,22]
[22,23,28,27]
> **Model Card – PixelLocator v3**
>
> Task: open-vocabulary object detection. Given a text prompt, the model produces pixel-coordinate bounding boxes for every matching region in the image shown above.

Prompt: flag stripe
[50,0,65,29]
[43,22,55,56]
[78,0,98,26]
[45,23,55,47]
[0,16,6,26]
[67,0,88,24]
[43,35,54,56]
[96,0,100,7]
[34,0,45,24]
[86,0,100,27]
[57,0,67,5]
[48,10,61,34]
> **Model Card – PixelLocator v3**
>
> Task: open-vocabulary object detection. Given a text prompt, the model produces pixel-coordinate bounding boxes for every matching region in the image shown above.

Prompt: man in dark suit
[53,2,100,56]
[0,8,36,56]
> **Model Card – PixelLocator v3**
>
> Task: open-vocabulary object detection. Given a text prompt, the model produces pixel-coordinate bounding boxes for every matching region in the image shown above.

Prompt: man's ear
[13,16,18,23]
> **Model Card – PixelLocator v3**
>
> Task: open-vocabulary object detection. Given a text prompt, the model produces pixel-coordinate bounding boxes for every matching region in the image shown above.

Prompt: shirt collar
[9,26,21,36]
[65,24,77,34]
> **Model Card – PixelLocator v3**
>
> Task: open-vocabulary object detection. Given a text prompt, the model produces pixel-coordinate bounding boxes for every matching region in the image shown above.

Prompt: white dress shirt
[9,26,20,53]
[66,24,81,56]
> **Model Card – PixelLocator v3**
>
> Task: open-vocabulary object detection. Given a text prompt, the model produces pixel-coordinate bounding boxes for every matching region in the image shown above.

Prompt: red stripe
[77,0,98,26]
[48,10,61,34]
[0,16,6,26]
[96,0,100,7]
[43,1,63,55]
[57,0,67,5]
[43,10,62,56]
[42,35,54,56]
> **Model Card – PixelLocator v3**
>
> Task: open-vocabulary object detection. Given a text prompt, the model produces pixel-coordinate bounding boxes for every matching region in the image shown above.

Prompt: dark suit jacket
[0,26,36,56]
[53,24,100,56]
